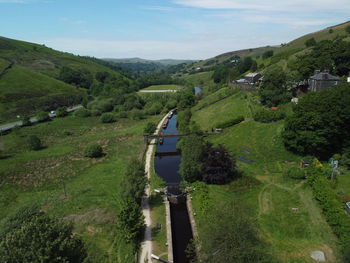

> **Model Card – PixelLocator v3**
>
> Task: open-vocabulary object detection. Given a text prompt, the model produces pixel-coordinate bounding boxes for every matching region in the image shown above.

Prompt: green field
[143,84,182,90]
[190,88,340,262]
[0,113,160,262]
[192,89,260,131]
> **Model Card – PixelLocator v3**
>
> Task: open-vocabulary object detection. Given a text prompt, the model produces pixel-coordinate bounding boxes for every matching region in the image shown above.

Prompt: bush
[286,167,306,179]
[74,108,90,117]
[97,100,114,113]
[91,108,102,116]
[21,115,31,126]
[100,112,115,123]
[84,144,103,158]
[262,50,274,59]
[144,122,157,134]
[0,205,87,263]
[305,37,317,47]
[119,111,128,118]
[36,111,50,122]
[253,109,285,123]
[27,135,42,151]
[56,106,68,117]
[216,116,244,129]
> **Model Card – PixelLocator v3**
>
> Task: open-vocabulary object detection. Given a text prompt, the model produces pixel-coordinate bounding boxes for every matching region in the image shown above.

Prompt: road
[0,105,83,133]
[139,112,170,263]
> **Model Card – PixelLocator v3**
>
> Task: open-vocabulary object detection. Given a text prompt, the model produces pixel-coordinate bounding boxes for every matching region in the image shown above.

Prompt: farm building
[245,73,262,84]
[308,70,340,92]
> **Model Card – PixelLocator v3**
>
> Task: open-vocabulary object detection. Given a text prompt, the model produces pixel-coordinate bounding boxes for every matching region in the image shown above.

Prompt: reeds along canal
[155,112,194,263]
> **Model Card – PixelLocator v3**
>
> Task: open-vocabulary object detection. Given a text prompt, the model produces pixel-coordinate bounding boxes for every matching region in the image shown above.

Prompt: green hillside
[0,37,128,120]
[190,88,341,262]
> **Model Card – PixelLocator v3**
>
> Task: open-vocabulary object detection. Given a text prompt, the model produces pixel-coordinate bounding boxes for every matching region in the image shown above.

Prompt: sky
[0,0,349,60]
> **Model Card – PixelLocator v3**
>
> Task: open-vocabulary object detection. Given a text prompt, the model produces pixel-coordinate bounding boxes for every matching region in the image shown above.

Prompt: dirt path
[139,112,170,263]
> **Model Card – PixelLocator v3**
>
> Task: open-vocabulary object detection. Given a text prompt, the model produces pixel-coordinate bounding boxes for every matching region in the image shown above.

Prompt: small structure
[310,251,326,262]
[345,202,350,215]
[245,73,262,84]
[271,106,278,110]
[291,97,299,104]
[308,70,340,92]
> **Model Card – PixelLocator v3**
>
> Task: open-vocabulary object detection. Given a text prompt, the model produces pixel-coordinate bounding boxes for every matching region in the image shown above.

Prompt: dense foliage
[201,143,237,184]
[59,66,93,89]
[27,135,42,151]
[0,205,87,263]
[36,111,50,122]
[259,66,291,106]
[195,200,277,263]
[74,108,91,117]
[84,144,103,158]
[289,39,350,79]
[283,83,350,158]
[100,112,115,123]
[117,160,145,245]
[143,122,157,134]
[253,108,286,123]
[179,135,237,184]
[307,168,350,247]
[56,106,68,117]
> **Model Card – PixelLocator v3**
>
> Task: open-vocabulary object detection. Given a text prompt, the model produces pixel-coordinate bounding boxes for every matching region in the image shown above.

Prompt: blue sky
[0,0,349,59]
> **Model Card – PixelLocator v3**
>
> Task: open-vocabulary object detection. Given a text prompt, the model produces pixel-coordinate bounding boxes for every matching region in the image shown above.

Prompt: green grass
[189,91,340,262]
[0,113,160,263]
[192,89,260,131]
[142,84,182,91]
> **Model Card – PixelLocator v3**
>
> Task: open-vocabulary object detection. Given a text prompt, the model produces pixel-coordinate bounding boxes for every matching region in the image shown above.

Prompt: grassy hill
[0,111,161,262]
[190,88,340,262]
[0,36,128,121]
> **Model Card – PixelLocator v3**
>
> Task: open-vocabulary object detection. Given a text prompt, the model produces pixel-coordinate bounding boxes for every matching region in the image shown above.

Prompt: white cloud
[141,6,175,11]
[173,0,350,12]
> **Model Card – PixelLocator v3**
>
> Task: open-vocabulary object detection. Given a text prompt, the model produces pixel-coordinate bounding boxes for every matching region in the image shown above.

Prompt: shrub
[36,111,49,122]
[100,112,115,123]
[119,111,128,118]
[27,135,42,151]
[21,115,32,126]
[253,109,285,123]
[84,144,103,158]
[346,25,350,34]
[305,37,317,47]
[144,122,157,134]
[97,100,114,113]
[0,205,87,263]
[56,106,68,117]
[216,116,244,129]
[262,50,274,59]
[286,167,306,179]
[91,108,102,116]
[341,152,350,169]
[74,108,90,117]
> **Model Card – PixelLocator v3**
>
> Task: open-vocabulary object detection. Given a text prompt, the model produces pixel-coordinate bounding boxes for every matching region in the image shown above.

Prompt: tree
[27,135,42,151]
[74,108,91,117]
[36,111,50,122]
[282,83,350,159]
[95,71,110,83]
[144,122,157,134]
[305,37,317,47]
[262,50,274,59]
[84,144,103,158]
[201,144,237,184]
[179,135,205,182]
[21,115,31,126]
[100,112,115,123]
[259,66,291,106]
[346,25,350,34]
[56,106,68,117]
[0,205,87,263]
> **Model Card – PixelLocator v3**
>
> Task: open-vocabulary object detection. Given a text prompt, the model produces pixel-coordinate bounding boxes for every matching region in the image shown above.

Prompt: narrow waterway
[155,113,193,263]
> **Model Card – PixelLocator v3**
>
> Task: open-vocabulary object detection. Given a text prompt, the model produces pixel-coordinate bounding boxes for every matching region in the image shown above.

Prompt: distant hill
[0,37,128,120]
[104,57,195,66]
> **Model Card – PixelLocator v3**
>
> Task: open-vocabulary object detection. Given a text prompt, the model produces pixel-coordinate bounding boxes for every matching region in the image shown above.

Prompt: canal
[154,87,202,263]
[155,113,193,263]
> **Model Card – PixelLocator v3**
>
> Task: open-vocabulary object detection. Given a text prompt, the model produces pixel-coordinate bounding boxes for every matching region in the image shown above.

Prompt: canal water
[155,114,193,263]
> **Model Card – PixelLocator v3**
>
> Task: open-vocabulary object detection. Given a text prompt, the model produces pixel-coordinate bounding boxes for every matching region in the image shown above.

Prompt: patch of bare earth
[65,208,115,225]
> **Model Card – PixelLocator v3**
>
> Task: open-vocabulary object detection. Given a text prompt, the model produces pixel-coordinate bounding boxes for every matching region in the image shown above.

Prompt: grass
[189,87,340,262]
[192,89,260,131]
[0,113,160,263]
[143,84,182,91]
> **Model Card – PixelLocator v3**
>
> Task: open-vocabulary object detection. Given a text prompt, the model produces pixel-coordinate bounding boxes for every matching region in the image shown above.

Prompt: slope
[0,36,128,120]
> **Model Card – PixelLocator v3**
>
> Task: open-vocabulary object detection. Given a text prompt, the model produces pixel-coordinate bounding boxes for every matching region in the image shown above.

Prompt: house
[346,202,350,215]
[245,73,262,84]
[308,70,340,92]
